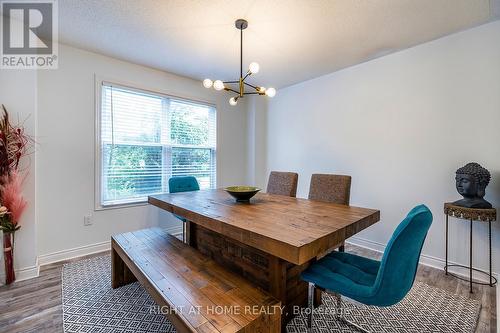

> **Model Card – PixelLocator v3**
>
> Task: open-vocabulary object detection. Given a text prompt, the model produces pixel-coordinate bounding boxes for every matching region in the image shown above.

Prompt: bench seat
[111,228,281,333]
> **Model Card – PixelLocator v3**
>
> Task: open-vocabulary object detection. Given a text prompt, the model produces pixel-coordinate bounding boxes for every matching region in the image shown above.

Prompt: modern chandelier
[202,19,276,106]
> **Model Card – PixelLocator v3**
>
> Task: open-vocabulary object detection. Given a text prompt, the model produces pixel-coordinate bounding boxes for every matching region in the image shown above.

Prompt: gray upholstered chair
[308,174,352,251]
[266,171,299,197]
[308,174,351,204]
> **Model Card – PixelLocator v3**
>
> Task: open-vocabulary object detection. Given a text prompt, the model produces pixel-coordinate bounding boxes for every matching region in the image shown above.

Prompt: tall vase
[3,231,15,285]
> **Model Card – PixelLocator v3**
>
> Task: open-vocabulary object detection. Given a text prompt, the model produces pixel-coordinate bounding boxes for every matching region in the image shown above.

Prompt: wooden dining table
[149,189,380,328]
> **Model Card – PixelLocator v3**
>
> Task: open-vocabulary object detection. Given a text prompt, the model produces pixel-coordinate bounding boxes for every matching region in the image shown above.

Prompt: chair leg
[340,317,370,333]
[334,294,370,333]
[182,221,186,243]
[334,293,341,318]
[307,282,315,332]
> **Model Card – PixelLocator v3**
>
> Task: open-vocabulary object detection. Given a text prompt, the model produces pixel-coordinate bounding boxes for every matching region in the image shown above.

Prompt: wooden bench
[111,228,282,333]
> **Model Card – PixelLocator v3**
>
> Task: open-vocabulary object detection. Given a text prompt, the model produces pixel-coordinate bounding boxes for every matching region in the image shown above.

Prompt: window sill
[95,200,150,211]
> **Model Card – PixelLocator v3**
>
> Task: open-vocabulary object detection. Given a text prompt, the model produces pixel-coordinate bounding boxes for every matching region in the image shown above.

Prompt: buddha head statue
[453,162,492,209]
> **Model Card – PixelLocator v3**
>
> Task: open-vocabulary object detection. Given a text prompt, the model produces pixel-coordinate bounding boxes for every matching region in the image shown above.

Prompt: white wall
[0,70,39,283]
[5,20,499,284]
[247,96,268,189]
[265,21,500,276]
[36,44,248,259]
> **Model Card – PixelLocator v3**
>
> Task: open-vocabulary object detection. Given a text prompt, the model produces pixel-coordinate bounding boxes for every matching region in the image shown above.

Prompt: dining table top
[149,189,380,265]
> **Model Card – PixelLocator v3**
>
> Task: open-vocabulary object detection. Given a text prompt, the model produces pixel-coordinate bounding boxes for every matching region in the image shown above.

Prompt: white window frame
[94,77,217,210]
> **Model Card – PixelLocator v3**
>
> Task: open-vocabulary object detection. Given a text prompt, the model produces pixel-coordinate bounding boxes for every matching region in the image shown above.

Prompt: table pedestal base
[187,222,313,331]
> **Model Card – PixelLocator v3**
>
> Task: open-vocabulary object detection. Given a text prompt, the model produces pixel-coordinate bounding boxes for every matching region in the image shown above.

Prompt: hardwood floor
[0,245,496,333]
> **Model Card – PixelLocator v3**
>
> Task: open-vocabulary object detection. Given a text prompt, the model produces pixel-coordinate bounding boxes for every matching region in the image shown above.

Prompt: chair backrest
[168,176,200,193]
[308,174,351,204]
[370,204,433,306]
[266,171,299,197]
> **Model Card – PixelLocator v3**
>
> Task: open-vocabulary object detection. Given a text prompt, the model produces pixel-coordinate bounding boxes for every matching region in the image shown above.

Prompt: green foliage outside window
[103,103,214,203]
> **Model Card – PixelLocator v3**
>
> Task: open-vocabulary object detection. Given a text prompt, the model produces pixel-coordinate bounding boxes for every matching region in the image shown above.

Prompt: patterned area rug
[287,284,481,332]
[62,256,175,333]
[62,256,481,333]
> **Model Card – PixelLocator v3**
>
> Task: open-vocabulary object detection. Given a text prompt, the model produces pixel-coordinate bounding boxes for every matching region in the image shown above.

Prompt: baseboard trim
[497,284,500,333]
[38,240,111,266]
[38,226,184,267]
[347,236,499,283]
[14,264,40,281]
[166,226,183,237]
[0,263,40,285]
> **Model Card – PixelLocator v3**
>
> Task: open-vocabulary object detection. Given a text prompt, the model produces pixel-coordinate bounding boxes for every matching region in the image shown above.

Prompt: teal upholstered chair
[301,204,433,332]
[168,176,200,243]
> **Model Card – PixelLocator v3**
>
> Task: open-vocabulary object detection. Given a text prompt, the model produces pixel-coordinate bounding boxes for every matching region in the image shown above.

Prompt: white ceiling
[57,0,500,89]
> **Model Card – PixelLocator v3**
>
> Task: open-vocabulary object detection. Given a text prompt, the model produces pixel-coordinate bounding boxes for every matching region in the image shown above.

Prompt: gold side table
[444,203,497,293]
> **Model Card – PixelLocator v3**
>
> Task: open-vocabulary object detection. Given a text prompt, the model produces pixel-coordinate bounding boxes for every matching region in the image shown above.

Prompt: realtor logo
[1,0,58,69]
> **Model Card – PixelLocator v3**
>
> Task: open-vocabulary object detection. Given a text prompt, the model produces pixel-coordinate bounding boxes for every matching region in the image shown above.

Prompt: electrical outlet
[84,215,93,226]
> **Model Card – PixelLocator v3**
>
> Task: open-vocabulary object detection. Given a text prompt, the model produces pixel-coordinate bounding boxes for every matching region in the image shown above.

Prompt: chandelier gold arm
[203,19,275,104]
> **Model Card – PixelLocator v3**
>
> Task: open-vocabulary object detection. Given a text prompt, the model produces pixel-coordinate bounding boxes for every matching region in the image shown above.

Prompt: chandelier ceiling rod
[202,19,276,106]
[240,22,243,79]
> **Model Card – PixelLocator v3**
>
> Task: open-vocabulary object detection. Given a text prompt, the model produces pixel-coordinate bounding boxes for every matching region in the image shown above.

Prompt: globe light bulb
[265,87,276,97]
[213,80,225,91]
[203,79,213,88]
[229,97,238,106]
[248,62,260,74]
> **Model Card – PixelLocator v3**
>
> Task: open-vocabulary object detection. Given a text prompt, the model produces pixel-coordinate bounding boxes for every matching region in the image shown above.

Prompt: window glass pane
[99,83,217,207]
[170,100,214,146]
[102,86,162,144]
[171,147,214,189]
[102,144,163,203]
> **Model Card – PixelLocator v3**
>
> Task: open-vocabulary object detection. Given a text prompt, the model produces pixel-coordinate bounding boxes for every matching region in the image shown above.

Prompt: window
[98,82,216,207]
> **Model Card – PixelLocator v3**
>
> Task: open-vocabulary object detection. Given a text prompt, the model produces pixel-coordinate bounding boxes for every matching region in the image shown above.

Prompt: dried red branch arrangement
[0,104,33,284]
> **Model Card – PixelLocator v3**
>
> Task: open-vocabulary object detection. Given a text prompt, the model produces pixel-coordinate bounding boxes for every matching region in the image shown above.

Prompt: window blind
[100,83,216,206]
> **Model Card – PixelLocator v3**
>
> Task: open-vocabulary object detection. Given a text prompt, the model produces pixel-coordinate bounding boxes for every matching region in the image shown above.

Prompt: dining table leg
[268,256,288,333]
[185,221,196,247]
[186,223,320,332]
[269,256,287,303]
